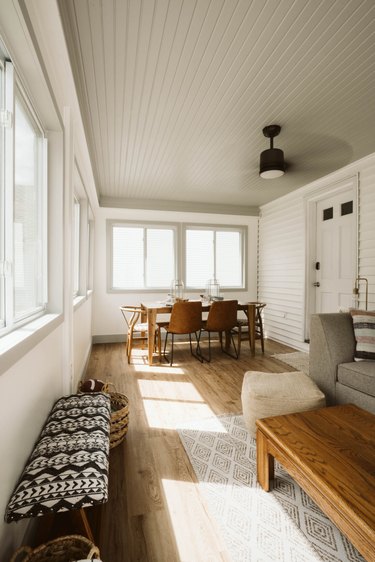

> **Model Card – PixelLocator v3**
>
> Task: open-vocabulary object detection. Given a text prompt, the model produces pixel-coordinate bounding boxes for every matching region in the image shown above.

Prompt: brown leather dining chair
[199,300,240,362]
[158,301,203,366]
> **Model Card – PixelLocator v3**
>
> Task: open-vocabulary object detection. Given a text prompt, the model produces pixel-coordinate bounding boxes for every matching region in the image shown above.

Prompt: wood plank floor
[85,338,297,562]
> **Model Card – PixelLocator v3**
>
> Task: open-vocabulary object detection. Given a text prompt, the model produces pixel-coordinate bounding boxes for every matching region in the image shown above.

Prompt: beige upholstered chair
[159,301,203,366]
[199,300,240,361]
[120,305,160,363]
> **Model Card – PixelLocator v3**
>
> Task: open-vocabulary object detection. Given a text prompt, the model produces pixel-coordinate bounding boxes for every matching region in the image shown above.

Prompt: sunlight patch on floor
[138,379,203,401]
[142,398,216,429]
[161,478,225,562]
[133,364,185,375]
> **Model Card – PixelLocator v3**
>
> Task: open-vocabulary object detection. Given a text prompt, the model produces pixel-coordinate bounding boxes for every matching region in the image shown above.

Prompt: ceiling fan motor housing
[259,148,285,178]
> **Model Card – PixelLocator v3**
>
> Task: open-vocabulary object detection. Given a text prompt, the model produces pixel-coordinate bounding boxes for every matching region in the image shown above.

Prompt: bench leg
[74,508,95,542]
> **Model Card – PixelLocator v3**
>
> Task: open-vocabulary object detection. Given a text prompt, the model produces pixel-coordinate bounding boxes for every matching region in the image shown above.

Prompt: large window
[110,222,177,290]
[184,226,245,289]
[0,61,47,333]
[108,220,246,292]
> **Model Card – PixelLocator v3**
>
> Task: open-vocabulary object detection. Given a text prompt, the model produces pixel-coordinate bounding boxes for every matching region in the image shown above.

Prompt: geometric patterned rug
[271,351,310,375]
[178,414,364,562]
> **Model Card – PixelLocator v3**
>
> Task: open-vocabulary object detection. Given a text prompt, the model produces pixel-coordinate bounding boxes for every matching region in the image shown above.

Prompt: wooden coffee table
[256,404,375,561]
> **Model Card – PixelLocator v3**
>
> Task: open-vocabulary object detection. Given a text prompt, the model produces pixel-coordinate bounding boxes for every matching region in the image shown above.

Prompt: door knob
[313,282,320,287]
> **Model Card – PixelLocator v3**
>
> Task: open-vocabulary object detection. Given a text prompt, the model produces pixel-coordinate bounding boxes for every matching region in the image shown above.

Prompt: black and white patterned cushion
[5,392,111,522]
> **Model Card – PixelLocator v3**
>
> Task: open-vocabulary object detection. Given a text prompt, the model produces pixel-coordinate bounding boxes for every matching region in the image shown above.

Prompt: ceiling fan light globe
[260,169,285,179]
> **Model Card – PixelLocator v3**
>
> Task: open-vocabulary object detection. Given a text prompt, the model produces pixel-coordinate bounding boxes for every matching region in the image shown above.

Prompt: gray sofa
[309,312,375,414]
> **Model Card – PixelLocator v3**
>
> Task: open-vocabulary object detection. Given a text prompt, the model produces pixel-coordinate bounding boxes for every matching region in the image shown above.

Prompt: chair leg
[170,334,174,366]
[163,331,175,366]
[189,332,204,362]
[237,327,241,356]
[200,331,212,362]
[259,320,264,353]
[163,331,169,363]
[221,330,239,360]
[158,329,161,361]
[127,330,133,364]
[257,311,265,353]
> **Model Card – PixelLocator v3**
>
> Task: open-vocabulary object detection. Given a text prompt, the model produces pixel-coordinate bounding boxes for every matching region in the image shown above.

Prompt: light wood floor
[85,337,297,562]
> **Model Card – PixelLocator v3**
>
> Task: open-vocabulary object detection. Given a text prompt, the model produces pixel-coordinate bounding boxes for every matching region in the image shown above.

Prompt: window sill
[0,313,63,376]
[73,295,86,311]
[73,290,93,311]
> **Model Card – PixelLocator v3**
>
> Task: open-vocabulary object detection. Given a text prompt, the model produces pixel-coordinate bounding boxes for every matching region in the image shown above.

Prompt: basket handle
[104,382,116,392]
[88,544,101,559]
[10,546,33,562]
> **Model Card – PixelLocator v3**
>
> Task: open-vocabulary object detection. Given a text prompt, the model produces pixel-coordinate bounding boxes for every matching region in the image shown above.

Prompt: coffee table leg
[256,429,274,491]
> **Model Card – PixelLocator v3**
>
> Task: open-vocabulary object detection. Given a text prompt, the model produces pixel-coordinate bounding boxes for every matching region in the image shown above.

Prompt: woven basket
[78,379,129,449]
[10,535,100,562]
[109,391,129,449]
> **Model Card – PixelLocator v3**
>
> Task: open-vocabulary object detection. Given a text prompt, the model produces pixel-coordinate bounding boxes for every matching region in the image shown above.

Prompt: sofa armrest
[309,313,355,405]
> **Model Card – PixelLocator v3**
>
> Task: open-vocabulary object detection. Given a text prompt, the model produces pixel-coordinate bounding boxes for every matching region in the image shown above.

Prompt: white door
[314,188,356,313]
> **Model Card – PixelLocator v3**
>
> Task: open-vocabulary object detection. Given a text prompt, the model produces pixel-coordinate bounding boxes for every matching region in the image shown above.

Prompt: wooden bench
[5,392,111,541]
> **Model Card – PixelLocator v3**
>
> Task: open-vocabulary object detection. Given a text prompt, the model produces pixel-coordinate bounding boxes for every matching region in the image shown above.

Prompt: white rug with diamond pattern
[178,414,364,562]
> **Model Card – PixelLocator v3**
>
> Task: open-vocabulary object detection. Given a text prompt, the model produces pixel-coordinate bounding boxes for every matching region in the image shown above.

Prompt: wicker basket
[78,380,129,449]
[10,535,100,562]
[109,391,129,449]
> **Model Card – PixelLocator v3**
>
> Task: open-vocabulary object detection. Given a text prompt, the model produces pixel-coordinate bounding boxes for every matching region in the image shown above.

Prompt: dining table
[141,300,258,365]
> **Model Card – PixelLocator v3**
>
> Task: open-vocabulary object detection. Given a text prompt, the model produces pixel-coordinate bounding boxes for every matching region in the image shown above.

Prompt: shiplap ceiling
[58,0,375,214]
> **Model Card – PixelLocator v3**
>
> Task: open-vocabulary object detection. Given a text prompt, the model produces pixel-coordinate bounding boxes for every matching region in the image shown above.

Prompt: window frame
[0,62,48,336]
[107,219,179,293]
[182,223,247,291]
[107,219,248,294]
[73,196,81,298]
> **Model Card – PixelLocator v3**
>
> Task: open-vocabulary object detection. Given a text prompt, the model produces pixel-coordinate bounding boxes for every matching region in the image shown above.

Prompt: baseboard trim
[92,334,125,344]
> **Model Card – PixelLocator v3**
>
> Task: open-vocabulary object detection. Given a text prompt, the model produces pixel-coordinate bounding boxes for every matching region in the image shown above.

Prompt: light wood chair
[120,305,160,363]
[158,301,203,366]
[235,302,266,353]
[199,300,240,362]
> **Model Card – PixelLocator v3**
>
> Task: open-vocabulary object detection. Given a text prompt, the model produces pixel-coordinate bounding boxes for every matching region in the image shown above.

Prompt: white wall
[73,295,93,391]
[93,206,259,339]
[0,2,97,559]
[0,327,64,555]
[259,153,375,349]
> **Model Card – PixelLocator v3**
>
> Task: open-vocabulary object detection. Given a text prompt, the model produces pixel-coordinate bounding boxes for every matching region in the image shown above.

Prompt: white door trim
[304,174,359,341]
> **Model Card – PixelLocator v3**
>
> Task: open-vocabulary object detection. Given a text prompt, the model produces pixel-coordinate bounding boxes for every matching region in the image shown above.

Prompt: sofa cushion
[337,362,375,398]
[350,309,375,360]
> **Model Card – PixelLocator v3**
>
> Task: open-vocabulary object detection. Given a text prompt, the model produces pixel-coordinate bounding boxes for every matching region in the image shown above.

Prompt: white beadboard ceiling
[58,0,375,214]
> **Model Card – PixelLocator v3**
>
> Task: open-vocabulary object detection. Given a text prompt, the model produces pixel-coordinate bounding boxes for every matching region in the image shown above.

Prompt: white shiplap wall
[259,153,375,350]
[258,197,306,349]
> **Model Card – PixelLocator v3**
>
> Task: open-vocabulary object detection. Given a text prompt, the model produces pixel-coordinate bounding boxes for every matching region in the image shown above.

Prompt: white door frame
[304,174,358,341]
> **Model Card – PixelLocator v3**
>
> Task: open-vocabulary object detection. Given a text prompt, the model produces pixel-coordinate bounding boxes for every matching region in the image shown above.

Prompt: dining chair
[236,302,266,353]
[158,301,203,366]
[199,300,240,362]
[120,305,160,363]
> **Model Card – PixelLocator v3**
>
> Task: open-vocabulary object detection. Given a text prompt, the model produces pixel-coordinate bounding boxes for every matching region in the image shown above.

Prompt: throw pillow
[350,309,375,360]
